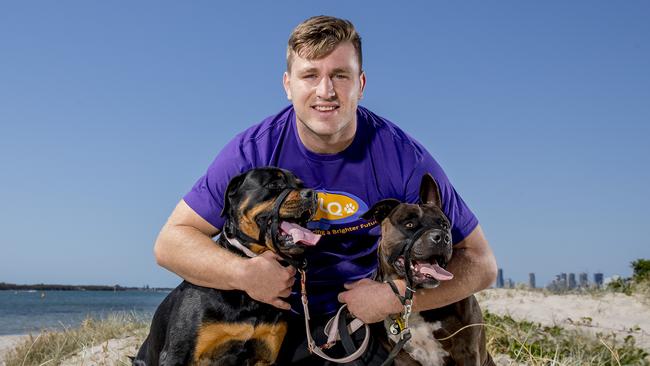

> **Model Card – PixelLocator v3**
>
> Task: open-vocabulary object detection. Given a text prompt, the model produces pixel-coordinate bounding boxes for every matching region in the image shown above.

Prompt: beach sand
[477,288,650,351]
[59,336,141,366]
[0,334,141,365]
[0,335,29,364]
[2,289,649,364]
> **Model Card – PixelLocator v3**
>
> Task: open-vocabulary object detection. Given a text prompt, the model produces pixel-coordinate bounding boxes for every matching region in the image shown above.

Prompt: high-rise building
[568,273,577,289]
[560,273,568,289]
[594,273,604,287]
[496,268,504,288]
[528,273,536,289]
[579,273,588,288]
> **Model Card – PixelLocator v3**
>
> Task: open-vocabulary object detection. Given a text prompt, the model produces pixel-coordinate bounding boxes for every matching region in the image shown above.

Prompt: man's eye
[334,74,348,79]
[302,74,316,79]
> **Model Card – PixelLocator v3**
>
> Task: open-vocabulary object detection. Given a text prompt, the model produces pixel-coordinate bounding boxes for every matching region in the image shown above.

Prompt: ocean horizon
[0,290,169,336]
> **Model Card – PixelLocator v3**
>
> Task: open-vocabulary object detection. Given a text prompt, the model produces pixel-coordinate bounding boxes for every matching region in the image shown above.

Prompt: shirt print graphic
[307,190,377,235]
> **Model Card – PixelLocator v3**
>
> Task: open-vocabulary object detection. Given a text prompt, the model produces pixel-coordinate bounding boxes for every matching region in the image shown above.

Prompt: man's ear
[361,199,401,223]
[283,72,292,100]
[220,172,247,217]
[419,173,442,208]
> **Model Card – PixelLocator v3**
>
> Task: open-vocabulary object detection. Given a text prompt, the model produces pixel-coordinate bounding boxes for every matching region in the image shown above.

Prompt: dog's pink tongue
[417,263,454,281]
[280,222,321,246]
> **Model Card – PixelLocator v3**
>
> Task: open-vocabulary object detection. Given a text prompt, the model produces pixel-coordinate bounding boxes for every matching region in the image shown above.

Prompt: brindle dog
[134,167,320,366]
[362,174,495,366]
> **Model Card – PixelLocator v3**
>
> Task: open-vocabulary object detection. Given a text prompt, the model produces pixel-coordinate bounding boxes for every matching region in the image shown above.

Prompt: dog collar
[223,234,258,258]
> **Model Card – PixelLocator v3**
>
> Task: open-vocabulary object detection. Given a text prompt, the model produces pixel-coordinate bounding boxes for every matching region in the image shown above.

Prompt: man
[154,15,497,364]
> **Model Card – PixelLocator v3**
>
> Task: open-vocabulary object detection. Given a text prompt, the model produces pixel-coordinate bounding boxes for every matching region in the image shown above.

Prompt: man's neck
[295,120,357,155]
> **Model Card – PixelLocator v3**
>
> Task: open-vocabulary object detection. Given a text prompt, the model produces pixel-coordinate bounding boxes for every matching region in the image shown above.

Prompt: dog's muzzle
[390,226,454,289]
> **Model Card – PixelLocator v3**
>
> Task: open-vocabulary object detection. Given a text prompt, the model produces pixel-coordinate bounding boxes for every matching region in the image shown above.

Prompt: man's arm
[154,200,297,310]
[338,225,497,323]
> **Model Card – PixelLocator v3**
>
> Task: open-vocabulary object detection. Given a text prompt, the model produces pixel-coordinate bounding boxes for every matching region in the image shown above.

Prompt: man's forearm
[414,248,495,311]
[154,224,245,290]
[154,199,297,310]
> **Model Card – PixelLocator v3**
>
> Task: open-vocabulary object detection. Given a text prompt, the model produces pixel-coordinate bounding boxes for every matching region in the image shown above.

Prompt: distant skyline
[496,268,613,289]
[1,2,649,288]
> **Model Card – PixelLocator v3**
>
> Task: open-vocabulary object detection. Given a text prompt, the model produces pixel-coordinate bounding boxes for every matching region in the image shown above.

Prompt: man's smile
[312,104,339,112]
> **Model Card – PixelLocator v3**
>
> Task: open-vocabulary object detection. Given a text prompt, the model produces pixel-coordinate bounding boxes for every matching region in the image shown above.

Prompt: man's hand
[238,251,297,310]
[337,278,402,323]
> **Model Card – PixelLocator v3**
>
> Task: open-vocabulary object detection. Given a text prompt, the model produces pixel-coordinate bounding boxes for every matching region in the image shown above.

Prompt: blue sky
[1,1,648,288]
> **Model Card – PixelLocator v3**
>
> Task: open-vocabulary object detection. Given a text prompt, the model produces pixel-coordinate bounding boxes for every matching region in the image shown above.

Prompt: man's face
[283,42,366,148]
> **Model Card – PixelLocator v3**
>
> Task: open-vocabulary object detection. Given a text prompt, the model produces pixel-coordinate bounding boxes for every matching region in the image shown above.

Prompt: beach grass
[483,310,650,366]
[3,299,650,365]
[3,312,148,366]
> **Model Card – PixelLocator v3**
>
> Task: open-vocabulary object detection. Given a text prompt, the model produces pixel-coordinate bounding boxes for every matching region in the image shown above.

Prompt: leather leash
[299,268,371,364]
[223,237,371,364]
[223,197,370,364]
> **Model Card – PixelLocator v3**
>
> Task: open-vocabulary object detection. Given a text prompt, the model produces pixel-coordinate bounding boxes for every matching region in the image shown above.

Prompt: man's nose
[316,76,335,98]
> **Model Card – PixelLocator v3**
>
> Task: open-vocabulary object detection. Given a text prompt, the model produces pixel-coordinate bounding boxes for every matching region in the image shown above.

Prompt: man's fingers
[286,265,297,276]
[343,278,371,289]
[271,298,291,310]
[260,250,280,260]
[278,287,292,298]
[260,251,297,274]
[337,291,348,303]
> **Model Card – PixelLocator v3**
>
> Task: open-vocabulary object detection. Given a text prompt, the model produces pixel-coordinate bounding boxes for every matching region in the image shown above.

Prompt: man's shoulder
[358,105,426,158]
[233,105,294,145]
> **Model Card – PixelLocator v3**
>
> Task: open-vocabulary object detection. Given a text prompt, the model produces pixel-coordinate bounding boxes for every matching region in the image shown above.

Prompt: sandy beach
[477,288,650,351]
[2,288,649,364]
[0,335,29,364]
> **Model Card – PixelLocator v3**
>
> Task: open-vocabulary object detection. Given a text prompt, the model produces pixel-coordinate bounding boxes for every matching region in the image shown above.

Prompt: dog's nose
[300,190,315,200]
[428,230,451,245]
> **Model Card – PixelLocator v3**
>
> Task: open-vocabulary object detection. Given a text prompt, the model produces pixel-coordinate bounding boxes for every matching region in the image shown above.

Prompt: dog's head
[221,167,320,259]
[362,174,454,289]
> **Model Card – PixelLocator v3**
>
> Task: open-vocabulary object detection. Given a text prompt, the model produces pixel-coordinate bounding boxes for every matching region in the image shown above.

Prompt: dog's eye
[404,222,415,229]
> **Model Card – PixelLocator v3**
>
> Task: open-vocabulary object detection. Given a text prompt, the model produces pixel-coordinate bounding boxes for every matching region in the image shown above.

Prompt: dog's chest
[386,312,448,365]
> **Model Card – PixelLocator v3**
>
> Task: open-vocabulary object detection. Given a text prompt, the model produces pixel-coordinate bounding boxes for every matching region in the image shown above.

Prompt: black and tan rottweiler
[134,167,320,365]
[362,174,495,366]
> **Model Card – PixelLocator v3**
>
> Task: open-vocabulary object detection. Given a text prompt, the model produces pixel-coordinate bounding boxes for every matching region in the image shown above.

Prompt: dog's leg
[252,321,288,364]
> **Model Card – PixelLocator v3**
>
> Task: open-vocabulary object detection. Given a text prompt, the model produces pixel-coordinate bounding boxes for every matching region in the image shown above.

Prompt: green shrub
[632,259,650,283]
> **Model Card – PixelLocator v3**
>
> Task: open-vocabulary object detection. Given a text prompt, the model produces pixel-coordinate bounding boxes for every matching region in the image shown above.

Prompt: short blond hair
[286,16,362,73]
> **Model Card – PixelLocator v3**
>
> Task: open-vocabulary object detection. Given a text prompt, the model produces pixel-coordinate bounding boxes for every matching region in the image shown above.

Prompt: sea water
[0,290,169,335]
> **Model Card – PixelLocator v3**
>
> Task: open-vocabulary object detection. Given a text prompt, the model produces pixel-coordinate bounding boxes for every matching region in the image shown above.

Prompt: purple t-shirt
[184,105,478,316]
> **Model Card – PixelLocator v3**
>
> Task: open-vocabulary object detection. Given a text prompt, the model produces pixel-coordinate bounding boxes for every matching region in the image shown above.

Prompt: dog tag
[389,322,401,335]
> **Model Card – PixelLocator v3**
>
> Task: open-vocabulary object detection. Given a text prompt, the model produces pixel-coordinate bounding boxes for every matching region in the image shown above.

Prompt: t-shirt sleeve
[403,147,478,245]
[183,137,254,229]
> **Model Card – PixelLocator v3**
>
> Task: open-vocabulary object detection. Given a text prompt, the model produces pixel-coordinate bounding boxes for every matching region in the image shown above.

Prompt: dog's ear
[361,199,401,223]
[419,173,442,208]
[220,172,247,217]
